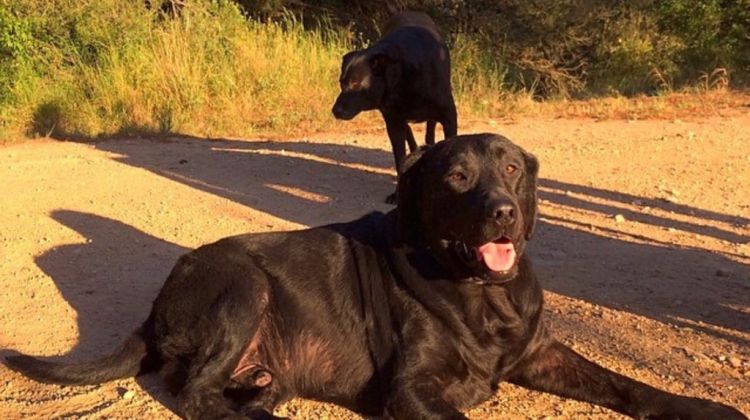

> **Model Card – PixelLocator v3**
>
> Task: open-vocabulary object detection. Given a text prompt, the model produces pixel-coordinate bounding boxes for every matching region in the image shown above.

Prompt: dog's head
[331,48,399,120]
[397,133,538,283]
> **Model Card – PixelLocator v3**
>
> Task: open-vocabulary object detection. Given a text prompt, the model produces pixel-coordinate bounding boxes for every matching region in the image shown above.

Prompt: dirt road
[1,112,748,419]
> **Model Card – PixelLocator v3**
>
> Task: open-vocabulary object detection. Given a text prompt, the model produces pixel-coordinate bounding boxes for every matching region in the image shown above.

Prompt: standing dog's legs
[440,101,457,140]
[385,116,410,175]
[425,120,437,145]
[508,340,747,419]
[405,124,418,152]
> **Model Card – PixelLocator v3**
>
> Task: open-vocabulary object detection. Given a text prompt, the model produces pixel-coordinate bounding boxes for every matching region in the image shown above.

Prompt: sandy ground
[1,111,749,419]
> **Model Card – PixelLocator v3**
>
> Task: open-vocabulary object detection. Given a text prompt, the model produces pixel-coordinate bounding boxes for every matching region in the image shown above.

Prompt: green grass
[1,0,357,139]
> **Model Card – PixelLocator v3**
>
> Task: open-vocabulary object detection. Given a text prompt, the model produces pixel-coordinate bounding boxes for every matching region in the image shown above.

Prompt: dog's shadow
[30,210,186,412]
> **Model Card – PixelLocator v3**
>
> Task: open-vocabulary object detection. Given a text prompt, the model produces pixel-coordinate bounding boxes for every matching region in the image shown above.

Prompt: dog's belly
[229,317,377,408]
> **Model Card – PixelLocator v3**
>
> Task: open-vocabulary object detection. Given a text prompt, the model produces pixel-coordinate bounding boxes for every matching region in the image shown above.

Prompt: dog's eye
[505,164,518,175]
[448,171,467,182]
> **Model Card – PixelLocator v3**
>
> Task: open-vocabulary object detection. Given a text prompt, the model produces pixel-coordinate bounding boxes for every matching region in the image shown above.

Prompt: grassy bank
[0,0,746,140]
[1,0,359,139]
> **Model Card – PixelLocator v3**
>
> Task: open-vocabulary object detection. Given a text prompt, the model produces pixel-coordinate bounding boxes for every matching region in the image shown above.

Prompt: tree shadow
[539,180,749,244]
[97,136,395,227]
[530,218,749,346]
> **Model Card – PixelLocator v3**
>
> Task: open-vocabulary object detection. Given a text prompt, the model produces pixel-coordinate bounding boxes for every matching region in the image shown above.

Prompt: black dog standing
[5,134,746,420]
[332,11,457,178]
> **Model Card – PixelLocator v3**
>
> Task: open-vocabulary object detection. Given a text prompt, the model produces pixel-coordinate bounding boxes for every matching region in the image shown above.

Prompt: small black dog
[332,11,457,177]
[5,134,746,420]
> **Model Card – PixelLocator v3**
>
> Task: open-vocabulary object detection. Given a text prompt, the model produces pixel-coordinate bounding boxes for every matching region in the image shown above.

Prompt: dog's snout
[332,103,344,118]
[487,200,516,225]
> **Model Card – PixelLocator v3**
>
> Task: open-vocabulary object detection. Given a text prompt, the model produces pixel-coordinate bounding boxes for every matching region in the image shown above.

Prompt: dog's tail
[4,321,160,385]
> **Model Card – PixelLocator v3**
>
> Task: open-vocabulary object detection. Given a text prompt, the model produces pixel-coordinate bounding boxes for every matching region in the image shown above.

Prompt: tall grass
[1,0,360,138]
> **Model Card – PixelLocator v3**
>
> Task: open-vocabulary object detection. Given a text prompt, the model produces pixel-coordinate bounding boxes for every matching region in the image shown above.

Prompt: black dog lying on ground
[332,11,457,178]
[5,134,745,420]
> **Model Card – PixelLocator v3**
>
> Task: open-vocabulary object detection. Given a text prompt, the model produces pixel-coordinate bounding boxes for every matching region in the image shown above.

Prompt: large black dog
[5,134,745,420]
[332,12,457,177]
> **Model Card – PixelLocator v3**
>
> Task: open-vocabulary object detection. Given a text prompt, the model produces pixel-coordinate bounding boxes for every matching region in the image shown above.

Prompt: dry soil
[1,111,749,419]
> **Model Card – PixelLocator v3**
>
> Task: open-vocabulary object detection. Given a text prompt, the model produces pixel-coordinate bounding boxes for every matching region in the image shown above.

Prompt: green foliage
[243,0,750,97]
[0,0,352,138]
[0,0,748,139]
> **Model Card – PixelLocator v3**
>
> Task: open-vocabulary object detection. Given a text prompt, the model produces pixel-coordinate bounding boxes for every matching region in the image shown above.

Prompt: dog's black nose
[488,202,515,225]
[332,104,344,118]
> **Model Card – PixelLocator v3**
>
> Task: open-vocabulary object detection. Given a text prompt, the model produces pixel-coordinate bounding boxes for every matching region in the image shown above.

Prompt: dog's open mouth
[454,236,518,274]
[476,237,517,273]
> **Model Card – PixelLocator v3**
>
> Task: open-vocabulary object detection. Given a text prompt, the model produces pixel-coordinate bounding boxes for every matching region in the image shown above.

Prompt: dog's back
[382,11,441,41]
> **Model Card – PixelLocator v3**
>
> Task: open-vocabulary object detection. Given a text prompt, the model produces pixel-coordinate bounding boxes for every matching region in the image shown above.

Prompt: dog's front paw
[642,396,747,420]
[241,408,289,420]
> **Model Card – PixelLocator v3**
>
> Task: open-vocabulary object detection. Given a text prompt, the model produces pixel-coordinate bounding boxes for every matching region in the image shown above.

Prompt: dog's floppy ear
[369,48,401,83]
[396,146,429,244]
[340,50,360,77]
[520,151,539,240]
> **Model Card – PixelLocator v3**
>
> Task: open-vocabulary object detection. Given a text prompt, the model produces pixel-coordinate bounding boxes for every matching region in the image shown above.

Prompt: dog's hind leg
[440,102,457,139]
[175,287,268,420]
[425,120,436,145]
[236,383,289,420]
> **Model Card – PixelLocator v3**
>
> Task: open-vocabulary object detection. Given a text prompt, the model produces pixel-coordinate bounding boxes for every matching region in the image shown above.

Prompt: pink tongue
[476,241,517,272]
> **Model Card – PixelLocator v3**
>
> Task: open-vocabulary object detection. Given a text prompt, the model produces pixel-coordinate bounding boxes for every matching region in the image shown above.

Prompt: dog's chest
[440,286,532,407]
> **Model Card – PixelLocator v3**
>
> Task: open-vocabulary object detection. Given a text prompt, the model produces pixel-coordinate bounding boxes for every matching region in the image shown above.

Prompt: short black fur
[331,11,457,182]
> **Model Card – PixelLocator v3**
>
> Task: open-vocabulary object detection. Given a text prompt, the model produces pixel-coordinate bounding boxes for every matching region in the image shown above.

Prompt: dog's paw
[643,396,747,420]
[241,408,289,420]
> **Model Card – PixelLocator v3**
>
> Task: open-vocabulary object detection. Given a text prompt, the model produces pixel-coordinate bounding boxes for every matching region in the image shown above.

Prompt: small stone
[728,357,742,368]
[715,269,730,277]
[122,390,135,400]
[718,355,727,362]
[614,214,626,223]
[564,190,572,196]
[667,228,677,233]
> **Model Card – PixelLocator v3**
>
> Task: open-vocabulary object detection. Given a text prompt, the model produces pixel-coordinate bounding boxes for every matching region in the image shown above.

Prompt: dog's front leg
[384,378,467,420]
[507,339,746,419]
[384,116,410,176]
